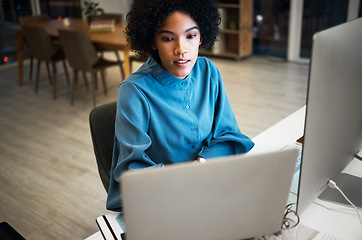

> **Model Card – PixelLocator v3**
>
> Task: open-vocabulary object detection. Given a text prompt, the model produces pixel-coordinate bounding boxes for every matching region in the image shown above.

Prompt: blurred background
[0,0,361,65]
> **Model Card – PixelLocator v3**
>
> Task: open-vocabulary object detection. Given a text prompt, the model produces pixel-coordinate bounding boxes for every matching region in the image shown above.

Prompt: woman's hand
[193,157,206,163]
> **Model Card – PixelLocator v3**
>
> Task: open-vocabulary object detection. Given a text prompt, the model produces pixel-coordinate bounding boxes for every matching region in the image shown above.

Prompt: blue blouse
[106,56,254,211]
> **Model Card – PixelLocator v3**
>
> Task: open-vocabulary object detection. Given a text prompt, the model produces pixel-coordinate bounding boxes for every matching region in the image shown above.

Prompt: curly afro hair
[125,0,221,57]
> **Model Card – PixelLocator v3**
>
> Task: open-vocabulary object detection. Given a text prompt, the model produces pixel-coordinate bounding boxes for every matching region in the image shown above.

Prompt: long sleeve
[196,60,254,159]
[106,81,163,211]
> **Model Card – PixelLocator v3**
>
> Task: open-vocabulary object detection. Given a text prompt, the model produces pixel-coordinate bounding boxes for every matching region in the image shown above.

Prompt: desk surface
[87,106,362,239]
[249,106,306,155]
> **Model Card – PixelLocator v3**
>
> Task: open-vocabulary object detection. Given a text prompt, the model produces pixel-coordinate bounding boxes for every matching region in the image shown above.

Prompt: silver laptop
[121,149,299,240]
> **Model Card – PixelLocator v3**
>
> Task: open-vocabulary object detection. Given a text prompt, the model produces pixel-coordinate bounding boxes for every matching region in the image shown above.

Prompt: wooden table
[14,18,131,86]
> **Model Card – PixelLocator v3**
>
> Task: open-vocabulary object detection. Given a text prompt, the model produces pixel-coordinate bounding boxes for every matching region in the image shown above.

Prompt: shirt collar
[147,56,191,89]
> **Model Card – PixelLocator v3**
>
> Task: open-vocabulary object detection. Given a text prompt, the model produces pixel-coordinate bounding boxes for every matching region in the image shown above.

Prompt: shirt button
[191,145,195,149]
[185,105,190,109]
[182,81,187,85]
[194,127,198,131]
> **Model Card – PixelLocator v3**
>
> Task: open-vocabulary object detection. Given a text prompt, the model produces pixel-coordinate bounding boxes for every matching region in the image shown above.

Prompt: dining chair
[88,13,125,79]
[58,29,121,107]
[18,14,50,83]
[130,53,150,73]
[22,25,70,99]
[18,14,49,24]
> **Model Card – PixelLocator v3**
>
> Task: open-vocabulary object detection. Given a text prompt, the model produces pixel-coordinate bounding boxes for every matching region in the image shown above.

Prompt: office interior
[0,0,361,239]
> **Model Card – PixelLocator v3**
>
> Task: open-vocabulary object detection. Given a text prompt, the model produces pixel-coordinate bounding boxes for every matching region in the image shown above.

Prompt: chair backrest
[22,25,57,61]
[89,101,117,192]
[18,14,49,26]
[58,29,98,71]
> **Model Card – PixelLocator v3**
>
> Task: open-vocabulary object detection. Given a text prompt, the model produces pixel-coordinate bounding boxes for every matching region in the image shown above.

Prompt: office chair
[89,101,117,192]
[18,14,50,83]
[58,29,120,107]
[22,25,70,99]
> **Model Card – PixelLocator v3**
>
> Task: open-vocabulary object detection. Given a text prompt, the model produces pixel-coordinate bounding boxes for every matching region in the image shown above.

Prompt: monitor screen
[297,17,362,214]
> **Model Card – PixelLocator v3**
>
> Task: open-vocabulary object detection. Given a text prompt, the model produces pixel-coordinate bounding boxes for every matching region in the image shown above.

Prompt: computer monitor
[297,17,362,214]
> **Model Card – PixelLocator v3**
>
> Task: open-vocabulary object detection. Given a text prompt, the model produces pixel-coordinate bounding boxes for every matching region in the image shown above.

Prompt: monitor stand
[318,173,362,209]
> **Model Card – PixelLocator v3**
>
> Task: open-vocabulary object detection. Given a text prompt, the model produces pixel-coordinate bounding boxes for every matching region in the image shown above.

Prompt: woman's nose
[174,39,187,56]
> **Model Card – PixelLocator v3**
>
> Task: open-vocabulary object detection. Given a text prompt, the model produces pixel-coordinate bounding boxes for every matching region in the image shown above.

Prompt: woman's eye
[162,37,173,41]
[187,34,197,39]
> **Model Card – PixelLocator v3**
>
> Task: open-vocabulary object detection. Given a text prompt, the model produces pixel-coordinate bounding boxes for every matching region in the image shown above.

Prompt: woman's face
[152,11,201,79]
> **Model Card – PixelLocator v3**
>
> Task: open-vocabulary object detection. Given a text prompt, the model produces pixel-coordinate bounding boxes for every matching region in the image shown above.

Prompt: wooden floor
[0,55,309,239]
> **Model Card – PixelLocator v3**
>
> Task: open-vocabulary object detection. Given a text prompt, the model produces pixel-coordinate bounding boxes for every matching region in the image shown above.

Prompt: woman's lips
[174,59,190,66]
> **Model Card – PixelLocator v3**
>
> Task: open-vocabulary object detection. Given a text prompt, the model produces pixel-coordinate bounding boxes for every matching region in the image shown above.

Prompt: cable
[282,203,300,229]
[355,153,362,161]
[327,180,362,226]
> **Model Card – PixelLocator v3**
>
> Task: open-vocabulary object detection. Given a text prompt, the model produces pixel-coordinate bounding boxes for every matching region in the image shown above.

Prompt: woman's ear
[151,44,157,50]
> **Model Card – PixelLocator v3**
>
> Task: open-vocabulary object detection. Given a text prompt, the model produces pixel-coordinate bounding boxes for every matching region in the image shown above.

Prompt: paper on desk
[296,224,348,240]
[341,157,362,177]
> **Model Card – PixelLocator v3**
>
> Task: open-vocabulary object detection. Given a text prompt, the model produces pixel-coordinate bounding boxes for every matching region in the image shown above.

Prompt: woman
[106,0,254,211]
